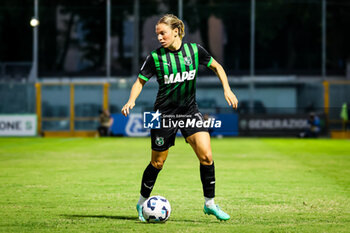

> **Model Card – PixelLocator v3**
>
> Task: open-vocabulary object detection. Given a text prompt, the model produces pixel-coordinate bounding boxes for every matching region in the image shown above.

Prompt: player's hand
[224,90,238,109]
[121,102,135,116]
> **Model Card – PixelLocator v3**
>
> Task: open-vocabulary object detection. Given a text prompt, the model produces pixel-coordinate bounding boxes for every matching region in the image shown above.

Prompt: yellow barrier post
[323,80,329,117]
[103,83,110,110]
[35,83,42,135]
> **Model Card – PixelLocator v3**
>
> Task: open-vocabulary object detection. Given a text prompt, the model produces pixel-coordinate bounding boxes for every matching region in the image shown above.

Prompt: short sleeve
[138,55,156,82]
[198,44,213,67]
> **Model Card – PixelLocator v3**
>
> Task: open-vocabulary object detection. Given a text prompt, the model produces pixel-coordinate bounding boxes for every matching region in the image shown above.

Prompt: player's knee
[199,152,213,165]
[151,160,165,170]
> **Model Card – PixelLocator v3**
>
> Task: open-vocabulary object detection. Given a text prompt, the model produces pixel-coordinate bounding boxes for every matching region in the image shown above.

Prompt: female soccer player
[121,14,238,221]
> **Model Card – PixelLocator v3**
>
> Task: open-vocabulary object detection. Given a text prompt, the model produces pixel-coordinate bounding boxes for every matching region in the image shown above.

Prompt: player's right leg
[136,126,176,221]
[136,149,169,222]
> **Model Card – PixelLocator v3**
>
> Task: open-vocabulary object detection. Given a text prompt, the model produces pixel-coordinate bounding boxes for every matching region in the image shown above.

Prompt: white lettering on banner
[164,70,196,84]
[248,119,308,130]
[0,115,37,136]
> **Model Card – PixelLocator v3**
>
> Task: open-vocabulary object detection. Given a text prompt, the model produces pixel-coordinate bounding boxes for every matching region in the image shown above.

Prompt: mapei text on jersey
[164,70,196,84]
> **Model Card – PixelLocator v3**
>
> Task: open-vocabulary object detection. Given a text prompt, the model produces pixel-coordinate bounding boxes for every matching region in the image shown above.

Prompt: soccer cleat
[203,204,230,221]
[136,204,146,222]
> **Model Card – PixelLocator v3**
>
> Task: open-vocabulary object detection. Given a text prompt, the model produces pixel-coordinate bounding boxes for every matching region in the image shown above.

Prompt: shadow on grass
[62,214,138,221]
[167,219,220,224]
[62,214,219,224]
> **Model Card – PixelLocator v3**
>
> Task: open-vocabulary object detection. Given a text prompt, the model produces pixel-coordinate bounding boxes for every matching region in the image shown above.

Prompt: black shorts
[151,109,208,151]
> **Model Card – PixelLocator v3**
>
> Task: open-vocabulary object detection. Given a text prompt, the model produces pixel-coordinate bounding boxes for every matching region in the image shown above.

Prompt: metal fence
[1,79,348,135]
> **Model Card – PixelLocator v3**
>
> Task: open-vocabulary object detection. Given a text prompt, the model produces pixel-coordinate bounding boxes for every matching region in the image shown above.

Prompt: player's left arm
[209,59,238,109]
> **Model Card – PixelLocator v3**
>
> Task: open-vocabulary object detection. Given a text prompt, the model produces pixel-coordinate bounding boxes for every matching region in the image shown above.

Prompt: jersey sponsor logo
[164,70,196,84]
[184,56,192,66]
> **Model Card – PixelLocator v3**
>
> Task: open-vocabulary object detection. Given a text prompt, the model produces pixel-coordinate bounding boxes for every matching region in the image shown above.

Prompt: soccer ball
[142,196,171,223]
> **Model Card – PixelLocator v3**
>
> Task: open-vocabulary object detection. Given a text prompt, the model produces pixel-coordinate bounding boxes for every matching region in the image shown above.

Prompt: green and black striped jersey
[138,43,213,114]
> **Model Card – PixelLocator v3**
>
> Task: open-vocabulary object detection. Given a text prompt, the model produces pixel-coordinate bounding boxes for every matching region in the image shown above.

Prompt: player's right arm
[121,78,146,116]
[121,54,155,116]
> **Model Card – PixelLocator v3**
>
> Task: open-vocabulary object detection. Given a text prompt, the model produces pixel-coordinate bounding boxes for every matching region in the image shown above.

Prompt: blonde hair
[157,14,185,40]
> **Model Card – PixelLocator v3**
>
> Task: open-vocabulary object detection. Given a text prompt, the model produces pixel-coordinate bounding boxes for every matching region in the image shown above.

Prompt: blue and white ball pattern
[142,196,171,222]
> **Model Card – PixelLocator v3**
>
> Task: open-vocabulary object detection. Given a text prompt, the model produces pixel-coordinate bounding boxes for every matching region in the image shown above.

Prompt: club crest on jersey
[164,70,196,84]
[155,137,164,146]
[184,56,192,66]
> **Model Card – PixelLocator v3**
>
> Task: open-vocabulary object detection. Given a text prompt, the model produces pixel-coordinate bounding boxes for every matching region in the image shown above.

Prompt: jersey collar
[165,42,184,53]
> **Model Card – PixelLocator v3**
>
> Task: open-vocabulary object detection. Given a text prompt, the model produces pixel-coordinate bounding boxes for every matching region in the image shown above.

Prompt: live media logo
[143,110,161,129]
[143,110,222,129]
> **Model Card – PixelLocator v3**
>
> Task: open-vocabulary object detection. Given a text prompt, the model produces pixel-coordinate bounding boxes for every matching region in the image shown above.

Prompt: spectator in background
[340,102,348,131]
[299,112,321,138]
[98,109,113,137]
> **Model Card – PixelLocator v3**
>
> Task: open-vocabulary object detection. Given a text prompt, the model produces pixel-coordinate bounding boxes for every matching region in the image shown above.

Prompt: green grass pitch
[0,137,349,232]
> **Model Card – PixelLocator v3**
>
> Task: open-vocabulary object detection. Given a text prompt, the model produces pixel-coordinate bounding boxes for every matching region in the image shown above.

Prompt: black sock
[200,162,215,198]
[140,162,161,198]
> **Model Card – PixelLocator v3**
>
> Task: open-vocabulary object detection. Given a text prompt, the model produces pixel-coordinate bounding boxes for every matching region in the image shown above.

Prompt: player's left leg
[186,131,230,221]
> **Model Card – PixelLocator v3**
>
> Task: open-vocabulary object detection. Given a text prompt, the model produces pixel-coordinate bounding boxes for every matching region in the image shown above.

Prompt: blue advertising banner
[208,113,239,136]
[110,113,148,136]
[110,113,238,137]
